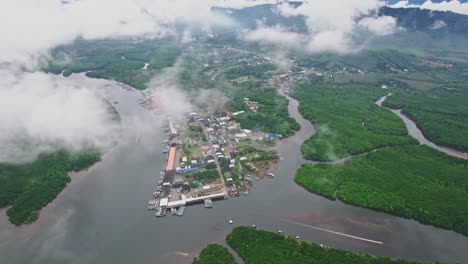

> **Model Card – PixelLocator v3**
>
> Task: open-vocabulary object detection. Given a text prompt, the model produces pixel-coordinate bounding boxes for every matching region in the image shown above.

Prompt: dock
[165,192,225,208]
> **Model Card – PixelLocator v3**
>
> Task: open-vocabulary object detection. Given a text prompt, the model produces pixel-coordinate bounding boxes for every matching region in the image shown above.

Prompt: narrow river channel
[376,93,468,160]
[1,75,467,264]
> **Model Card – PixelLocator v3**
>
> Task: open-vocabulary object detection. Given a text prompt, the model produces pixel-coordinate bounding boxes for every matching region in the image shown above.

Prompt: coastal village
[147,97,280,217]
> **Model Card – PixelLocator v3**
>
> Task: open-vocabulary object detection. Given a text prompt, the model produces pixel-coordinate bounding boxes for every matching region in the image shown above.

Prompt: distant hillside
[213,3,306,30]
[215,3,468,35]
[380,6,468,35]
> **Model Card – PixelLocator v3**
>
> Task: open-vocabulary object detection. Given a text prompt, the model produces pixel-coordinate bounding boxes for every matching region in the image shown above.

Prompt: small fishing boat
[176,206,186,216]
[204,199,213,208]
[155,207,167,217]
[155,208,163,217]
[171,207,177,215]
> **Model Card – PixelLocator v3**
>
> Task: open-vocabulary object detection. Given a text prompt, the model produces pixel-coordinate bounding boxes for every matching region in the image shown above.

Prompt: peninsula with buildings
[148,98,280,217]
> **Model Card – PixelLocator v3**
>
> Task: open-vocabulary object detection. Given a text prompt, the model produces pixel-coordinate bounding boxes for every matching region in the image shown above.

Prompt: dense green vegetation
[1,149,101,225]
[204,163,217,170]
[45,39,181,90]
[384,90,468,151]
[229,83,300,136]
[296,145,468,235]
[193,244,237,264]
[294,84,416,161]
[226,226,430,264]
[191,169,219,183]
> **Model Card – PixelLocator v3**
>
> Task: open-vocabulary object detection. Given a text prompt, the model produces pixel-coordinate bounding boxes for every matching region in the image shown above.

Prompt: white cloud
[358,16,398,36]
[212,0,278,9]
[241,24,305,47]
[431,19,448,29]
[0,69,119,163]
[0,0,399,163]
[0,0,234,65]
[0,0,238,162]
[147,62,193,121]
[390,0,468,15]
[242,0,398,53]
[306,31,355,54]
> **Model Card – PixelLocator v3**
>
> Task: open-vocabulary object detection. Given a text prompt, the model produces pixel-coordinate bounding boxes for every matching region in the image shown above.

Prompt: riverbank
[378,93,468,160]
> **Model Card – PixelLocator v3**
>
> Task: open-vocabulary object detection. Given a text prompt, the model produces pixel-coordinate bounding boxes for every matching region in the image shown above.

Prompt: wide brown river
[1,76,467,264]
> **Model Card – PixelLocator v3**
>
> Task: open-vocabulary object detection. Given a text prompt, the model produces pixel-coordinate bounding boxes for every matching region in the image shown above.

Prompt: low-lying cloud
[148,64,193,122]
[212,0,278,9]
[0,0,399,164]
[241,0,398,53]
[0,0,235,66]
[243,24,304,47]
[148,58,229,119]
[0,70,119,163]
[0,0,239,163]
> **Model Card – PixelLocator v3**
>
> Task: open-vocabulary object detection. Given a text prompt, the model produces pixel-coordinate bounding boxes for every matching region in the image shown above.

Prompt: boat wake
[282,219,384,245]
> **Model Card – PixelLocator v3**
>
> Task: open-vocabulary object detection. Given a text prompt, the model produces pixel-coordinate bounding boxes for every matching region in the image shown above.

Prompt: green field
[295,145,468,235]
[294,84,416,161]
[1,149,101,225]
[383,90,468,151]
[218,226,430,264]
[192,244,237,264]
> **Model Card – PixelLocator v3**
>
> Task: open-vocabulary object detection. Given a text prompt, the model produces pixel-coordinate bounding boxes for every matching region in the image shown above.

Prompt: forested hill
[212,3,306,30]
[214,3,468,35]
[380,6,468,35]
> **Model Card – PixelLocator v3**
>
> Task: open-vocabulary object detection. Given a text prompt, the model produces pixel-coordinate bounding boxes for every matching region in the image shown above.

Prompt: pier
[165,192,226,208]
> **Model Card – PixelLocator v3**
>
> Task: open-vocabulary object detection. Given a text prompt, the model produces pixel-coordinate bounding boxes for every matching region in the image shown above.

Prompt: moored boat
[204,199,213,208]
[155,207,167,217]
[176,206,186,216]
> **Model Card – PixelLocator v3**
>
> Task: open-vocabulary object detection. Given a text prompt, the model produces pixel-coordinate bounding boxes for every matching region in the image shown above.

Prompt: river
[376,93,468,160]
[1,75,467,264]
